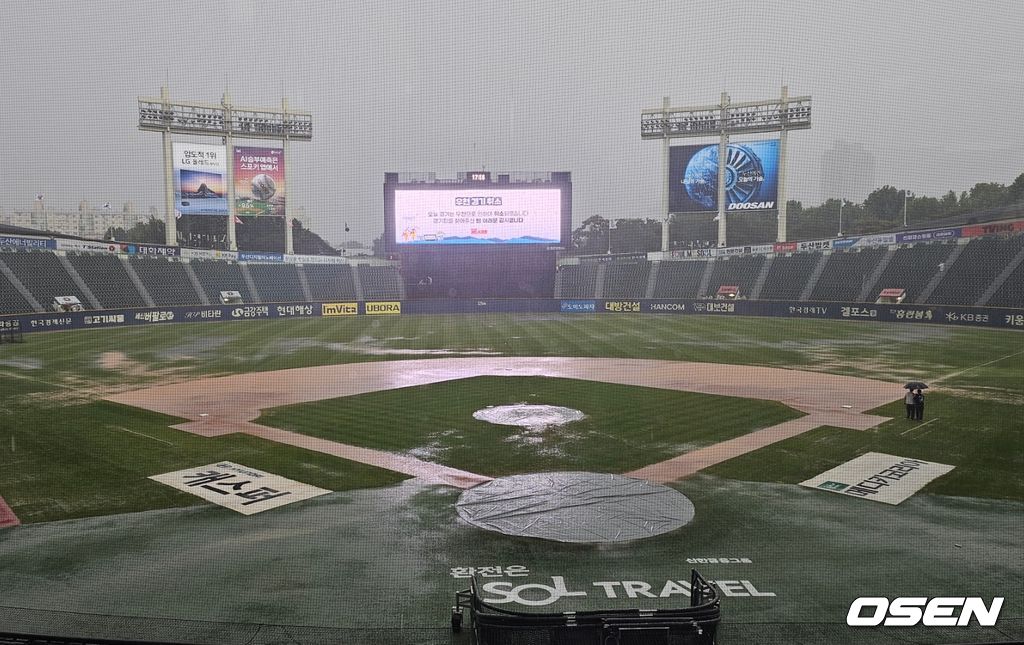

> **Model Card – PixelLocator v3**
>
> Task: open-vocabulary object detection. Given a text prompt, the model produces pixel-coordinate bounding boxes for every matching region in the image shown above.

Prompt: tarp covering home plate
[455,472,695,543]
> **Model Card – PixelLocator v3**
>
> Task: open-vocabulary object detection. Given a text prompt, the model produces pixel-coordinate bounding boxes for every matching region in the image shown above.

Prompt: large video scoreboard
[384,172,572,252]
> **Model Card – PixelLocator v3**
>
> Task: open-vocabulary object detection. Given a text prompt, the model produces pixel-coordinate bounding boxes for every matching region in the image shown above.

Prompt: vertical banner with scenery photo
[234,146,286,217]
[669,140,779,213]
[173,143,228,215]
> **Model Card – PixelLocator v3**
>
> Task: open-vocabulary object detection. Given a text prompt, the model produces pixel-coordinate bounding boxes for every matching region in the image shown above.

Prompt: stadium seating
[0,250,89,310]
[984,256,1024,308]
[651,260,707,299]
[868,243,956,304]
[0,258,37,314]
[558,264,598,298]
[759,252,820,300]
[128,256,204,306]
[2,233,1024,319]
[190,260,256,303]
[926,236,1024,306]
[66,253,148,309]
[703,255,765,298]
[808,248,886,302]
[602,261,650,298]
[247,263,307,303]
[358,265,405,300]
[302,264,359,301]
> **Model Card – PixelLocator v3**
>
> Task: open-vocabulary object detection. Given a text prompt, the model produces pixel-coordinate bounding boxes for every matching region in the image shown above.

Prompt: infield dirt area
[107,357,898,487]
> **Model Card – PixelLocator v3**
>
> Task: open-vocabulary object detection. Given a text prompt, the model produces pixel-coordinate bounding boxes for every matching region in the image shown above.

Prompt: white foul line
[900,418,940,436]
[936,347,1024,383]
[113,426,175,446]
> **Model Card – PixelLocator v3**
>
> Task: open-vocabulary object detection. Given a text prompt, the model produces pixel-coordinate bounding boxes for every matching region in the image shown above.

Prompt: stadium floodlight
[138,87,313,251]
[641,87,811,246]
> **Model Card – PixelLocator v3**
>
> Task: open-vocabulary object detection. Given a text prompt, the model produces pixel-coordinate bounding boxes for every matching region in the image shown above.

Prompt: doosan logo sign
[847,597,1003,627]
[728,201,775,210]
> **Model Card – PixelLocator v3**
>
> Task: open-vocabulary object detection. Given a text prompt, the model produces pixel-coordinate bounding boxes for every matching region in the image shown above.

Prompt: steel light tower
[138,88,312,251]
[641,87,811,247]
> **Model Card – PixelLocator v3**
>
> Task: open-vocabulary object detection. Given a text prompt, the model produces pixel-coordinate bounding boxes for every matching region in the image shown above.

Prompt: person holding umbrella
[905,382,929,420]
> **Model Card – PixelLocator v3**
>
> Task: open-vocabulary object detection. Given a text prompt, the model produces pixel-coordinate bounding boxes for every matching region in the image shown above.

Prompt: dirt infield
[106,357,898,487]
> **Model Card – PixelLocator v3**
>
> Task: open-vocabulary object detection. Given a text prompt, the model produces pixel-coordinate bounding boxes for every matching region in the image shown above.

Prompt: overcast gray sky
[2,0,1021,244]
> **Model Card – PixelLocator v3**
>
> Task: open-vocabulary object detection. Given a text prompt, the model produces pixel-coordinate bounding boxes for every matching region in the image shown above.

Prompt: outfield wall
[2,299,1022,336]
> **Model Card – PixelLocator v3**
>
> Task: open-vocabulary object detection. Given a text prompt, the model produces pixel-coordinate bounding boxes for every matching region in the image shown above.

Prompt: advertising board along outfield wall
[2,298,1023,336]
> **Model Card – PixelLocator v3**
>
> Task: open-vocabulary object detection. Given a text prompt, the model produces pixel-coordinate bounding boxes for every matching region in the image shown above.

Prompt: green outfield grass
[255,376,803,476]
[706,392,1024,500]
[1,314,1021,523]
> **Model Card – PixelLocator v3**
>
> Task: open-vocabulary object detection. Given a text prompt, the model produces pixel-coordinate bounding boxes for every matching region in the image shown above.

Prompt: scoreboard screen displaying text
[390,187,566,247]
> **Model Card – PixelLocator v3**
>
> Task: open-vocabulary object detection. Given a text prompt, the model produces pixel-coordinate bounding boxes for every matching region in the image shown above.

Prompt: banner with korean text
[800,452,954,505]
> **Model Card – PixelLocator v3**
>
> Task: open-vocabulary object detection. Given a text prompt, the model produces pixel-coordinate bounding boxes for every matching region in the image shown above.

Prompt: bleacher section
[247,263,307,303]
[985,257,1024,308]
[0,250,88,310]
[760,253,819,300]
[867,243,955,304]
[703,255,765,298]
[809,248,886,302]
[927,236,1024,306]
[302,264,358,301]
[0,259,36,314]
[651,261,707,299]
[358,265,404,300]
[558,264,599,299]
[67,253,148,309]
[603,261,650,299]
[191,260,256,304]
[129,257,203,306]
[1,235,1024,318]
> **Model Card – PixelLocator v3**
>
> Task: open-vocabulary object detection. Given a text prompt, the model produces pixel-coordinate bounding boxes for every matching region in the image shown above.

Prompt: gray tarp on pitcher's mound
[455,472,695,543]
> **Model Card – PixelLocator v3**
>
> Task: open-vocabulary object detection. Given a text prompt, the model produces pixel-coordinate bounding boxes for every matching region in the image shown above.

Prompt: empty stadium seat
[558,264,598,298]
[759,253,819,300]
[67,253,147,309]
[927,236,1024,306]
[703,255,764,298]
[809,248,886,302]
[247,263,307,303]
[651,261,706,299]
[985,257,1024,308]
[1,250,89,310]
[302,264,358,301]
[0,255,36,314]
[190,260,256,304]
[358,265,404,300]
[602,261,650,298]
[129,256,204,306]
[867,243,955,304]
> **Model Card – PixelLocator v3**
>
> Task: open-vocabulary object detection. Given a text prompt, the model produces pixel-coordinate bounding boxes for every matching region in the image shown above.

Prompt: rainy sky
[2,0,1021,245]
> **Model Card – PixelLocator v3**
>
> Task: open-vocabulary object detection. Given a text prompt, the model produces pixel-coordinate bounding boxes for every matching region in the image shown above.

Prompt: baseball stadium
[1,3,1022,645]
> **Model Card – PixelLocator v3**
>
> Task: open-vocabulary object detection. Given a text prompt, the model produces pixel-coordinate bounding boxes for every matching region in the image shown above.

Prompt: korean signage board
[149,461,330,515]
[800,452,954,505]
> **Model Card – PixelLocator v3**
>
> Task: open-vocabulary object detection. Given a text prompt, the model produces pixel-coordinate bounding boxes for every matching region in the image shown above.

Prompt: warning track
[106,357,897,488]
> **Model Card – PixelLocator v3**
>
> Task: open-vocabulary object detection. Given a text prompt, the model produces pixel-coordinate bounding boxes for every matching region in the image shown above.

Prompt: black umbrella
[904,381,929,390]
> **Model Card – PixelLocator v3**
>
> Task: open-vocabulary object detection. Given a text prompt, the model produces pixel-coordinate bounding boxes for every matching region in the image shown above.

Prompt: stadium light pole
[641,86,811,248]
[716,92,729,247]
[903,190,909,228]
[138,88,313,251]
[838,199,844,237]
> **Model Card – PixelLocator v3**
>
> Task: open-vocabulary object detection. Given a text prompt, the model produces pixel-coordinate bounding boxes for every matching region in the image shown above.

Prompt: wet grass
[0,315,1020,522]
[255,376,803,477]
